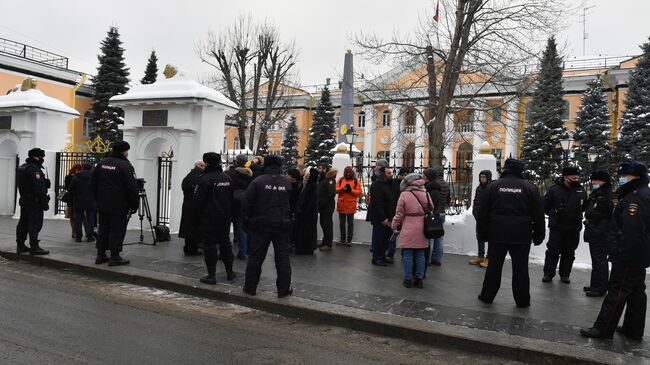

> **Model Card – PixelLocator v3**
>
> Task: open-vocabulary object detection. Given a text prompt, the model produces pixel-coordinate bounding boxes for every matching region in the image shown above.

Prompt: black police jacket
[366,176,396,226]
[583,182,616,243]
[17,158,49,210]
[477,172,545,245]
[90,152,139,215]
[608,177,650,268]
[242,165,292,232]
[68,170,96,211]
[192,165,233,234]
[543,178,587,232]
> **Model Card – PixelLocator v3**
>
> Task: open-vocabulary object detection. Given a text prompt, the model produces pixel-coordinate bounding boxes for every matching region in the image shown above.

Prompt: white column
[390,105,402,166]
[443,113,454,176]
[415,107,425,168]
[504,98,519,159]
[168,130,195,233]
[13,130,33,218]
[472,108,486,159]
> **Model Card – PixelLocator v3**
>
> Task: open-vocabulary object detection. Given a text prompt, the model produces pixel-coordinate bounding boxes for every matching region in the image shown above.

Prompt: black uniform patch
[628,203,639,216]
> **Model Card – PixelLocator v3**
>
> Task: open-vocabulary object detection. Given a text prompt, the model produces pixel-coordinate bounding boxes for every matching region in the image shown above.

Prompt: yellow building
[0,37,93,145]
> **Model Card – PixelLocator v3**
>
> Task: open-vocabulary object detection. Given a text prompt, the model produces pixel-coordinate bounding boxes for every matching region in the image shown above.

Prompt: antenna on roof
[582,5,596,56]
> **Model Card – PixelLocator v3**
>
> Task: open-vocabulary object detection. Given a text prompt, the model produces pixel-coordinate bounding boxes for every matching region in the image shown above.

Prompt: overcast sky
[1,0,649,87]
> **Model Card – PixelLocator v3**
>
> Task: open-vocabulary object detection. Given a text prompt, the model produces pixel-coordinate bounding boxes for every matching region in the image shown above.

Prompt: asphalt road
[0,259,522,365]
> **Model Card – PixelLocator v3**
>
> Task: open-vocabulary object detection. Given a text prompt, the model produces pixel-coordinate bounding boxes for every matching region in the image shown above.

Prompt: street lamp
[588,150,598,172]
[560,137,573,162]
[344,125,359,160]
[441,155,448,167]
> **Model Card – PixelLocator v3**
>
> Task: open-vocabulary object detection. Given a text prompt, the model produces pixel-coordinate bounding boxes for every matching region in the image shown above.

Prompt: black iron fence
[156,156,173,227]
[54,152,104,215]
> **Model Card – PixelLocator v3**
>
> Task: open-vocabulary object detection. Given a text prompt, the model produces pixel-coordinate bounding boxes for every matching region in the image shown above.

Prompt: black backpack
[153,225,171,242]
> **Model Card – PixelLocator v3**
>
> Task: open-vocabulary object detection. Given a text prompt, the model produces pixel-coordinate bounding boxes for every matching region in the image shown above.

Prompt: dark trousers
[371,225,391,262]
[338,213,354,242]
[244,230,292,293]
[16,206,44,245]
[202,229,234,277]
[543,230,580,278]
[74,208,96,239]
[96,212,129,255]
[319,211,334,246]
[588,241,610,293]
[480,242,531,306]
[593,262,647,338]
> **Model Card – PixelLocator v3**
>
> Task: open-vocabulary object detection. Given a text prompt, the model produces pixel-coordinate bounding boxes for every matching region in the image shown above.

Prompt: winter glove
[344,184,352,192]
[44,178,51,189]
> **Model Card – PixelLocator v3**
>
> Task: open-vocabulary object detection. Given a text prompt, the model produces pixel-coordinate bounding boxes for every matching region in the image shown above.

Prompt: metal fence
[156,157,173,227]
[54,152,105,215]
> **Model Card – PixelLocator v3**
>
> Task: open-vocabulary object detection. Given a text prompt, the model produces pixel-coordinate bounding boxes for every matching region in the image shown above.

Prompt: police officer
[583,170,616,297]
[16,148,51,255]
[90,141,139,266]
[193,152,235,284]
[477,158,545,308]
[542,166,587,283]
[242,155,293,298]
[581,161,650,341]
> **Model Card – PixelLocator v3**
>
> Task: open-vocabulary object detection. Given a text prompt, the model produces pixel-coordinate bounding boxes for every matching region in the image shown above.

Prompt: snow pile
[0,88,79,116]
[110,68,238,110]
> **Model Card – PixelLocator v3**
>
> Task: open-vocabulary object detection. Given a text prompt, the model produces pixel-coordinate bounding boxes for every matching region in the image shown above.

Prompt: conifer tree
[572,78,611,175]
[521,37,569,180]
[305,86,337,165]
[618,36,650,163]
[140,50,158,85]
[91,26,130,142]
[281,115,300,168]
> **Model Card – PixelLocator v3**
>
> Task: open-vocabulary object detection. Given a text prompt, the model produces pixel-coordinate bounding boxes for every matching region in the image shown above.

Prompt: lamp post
[344,125,359,161]
[588,150,598,172]
[560,137,573,163]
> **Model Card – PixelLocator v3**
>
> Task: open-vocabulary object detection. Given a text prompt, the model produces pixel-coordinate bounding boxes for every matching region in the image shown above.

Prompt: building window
[0,115,11,130]
[490,105,501,124]
[562,100,570,120]
[233,136,240,150]
[381,110,391,127]
[358,111,366,128]
[404,108,416,134]
[83,112,92,138]
[457,109,475,133]
[491,148,503,160]
[377,151,390,163]
[142,110,168,127]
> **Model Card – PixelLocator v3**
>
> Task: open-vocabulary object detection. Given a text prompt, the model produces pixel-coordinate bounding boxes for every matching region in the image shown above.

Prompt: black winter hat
[202,152,221,166]
[82,163,93,171]
[286,168,301,181]
[398,167,412,176]
[589,170,611,182]
[618,160,648,177]
[111,141,130,153]
[503,158,526,174]
[265,155,282,168]
[235,154,248,167]
[28,148,45,158]
[423,168,438,181]
[562,166,580,176]
[479,170,493,181]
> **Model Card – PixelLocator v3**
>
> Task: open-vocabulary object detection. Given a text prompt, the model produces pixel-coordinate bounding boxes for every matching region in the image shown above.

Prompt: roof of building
[0,88,80,116]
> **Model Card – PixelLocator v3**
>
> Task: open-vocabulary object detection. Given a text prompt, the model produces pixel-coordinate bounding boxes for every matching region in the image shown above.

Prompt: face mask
[618,177,628,185]
[592,184,600,190]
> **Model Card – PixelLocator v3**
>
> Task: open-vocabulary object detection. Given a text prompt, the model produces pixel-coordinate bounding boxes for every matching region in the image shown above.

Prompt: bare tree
[353,0,572,168]
[198,16,298,153]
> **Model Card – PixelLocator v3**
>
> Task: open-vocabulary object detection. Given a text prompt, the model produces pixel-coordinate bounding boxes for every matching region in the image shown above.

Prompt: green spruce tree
[281,115,300,168]
[140,50,158,85]
[521,37,569,180]
[91,26,130,142]
[572,78,611,176]
[305,85,336,165]
[618,36,650,163]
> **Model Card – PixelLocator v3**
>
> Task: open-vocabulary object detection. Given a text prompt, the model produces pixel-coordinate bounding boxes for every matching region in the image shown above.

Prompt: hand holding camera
[344,184,352,193]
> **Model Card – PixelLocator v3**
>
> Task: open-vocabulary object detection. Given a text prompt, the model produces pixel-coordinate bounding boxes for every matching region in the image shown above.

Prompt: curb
[0,250,642,365]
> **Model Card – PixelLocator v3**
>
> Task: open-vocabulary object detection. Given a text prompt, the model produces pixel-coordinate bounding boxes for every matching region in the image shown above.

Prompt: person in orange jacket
[336,166,363,246]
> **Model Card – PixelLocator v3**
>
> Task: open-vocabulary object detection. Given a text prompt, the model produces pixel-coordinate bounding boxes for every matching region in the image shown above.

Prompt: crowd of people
[14,142,650,341]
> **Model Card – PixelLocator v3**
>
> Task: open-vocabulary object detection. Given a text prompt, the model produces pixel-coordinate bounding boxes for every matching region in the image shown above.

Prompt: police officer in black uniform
[477,158,545,308]
[581,161,650,341]
[193,152,235,284]
[542,166,587,283]
[242,155,293,298]
[90,141,139,266]
[583,170,616,297]
[16,148,51,255]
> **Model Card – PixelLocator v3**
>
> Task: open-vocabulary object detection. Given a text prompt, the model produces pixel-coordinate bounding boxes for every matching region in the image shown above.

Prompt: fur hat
[376,159,389,168]
[562,166,580,176]
[400,172,424,191]
[111,141,130,153]
[589,170,611,182]
[618,161,648,177]
[264,155,282,168]
[202,152,221,166]
[28,148,45,158]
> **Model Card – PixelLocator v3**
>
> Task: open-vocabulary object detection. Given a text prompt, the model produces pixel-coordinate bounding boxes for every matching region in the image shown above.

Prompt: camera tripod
[125,187,157,246]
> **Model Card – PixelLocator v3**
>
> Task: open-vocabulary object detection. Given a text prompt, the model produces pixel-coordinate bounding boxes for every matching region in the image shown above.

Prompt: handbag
[410,191,444,239]
[57,189,70,204]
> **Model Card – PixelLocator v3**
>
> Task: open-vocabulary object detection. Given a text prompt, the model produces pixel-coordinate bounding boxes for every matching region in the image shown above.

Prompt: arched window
[233,136,240,150]
[382,110,391,127]
[562,100,570,120]
[358,111,366,128]
[404,107,416,133]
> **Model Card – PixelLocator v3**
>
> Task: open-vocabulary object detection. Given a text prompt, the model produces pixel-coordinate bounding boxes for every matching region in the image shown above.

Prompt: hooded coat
[336,169,362,215]
[68,170,96,211]
[294,168,319,254]
[318,168,338,213]
[472,170,493,219]
[179,167,203,239]
[391,176,431,249]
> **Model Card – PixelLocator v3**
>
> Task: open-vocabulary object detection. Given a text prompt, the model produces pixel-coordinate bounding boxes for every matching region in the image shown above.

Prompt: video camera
[136,178,146,193]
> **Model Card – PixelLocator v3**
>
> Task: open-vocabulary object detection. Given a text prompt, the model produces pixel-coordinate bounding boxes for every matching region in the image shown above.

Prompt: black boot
[95,251,109,264]
[414,278,424,289]
[108,252,130,266]
[200,265,217,284]
[16,241,30,254]
[29,241,49,256]
[224,261,235,281]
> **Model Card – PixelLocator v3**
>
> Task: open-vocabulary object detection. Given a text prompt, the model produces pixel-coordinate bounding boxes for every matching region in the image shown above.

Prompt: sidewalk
[0,216,648,364]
